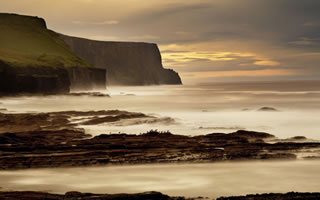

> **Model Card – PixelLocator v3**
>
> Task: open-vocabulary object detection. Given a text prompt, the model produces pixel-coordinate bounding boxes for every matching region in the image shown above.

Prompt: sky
[1,0,320,84]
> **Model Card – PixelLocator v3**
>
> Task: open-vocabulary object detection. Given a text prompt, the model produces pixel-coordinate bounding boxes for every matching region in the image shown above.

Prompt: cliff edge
[60,35,182,85]
[0,13,106,94]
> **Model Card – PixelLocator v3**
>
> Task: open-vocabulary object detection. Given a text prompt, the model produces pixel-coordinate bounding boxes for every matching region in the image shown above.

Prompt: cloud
[182,69,299,78]
[254,60,280,66]
[175,31,191,36]
[303,21,320,27]
[90,35,121,41]
[289,37,319,46]
[128,35,159,40]
[160,43,281,70]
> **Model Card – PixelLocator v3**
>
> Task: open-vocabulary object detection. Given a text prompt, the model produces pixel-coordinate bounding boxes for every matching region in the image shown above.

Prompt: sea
[1,80,320,139]
[1,80,320,198]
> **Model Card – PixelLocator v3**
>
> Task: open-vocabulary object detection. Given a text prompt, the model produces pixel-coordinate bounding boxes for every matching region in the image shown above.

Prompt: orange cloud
[162,50,249,63]
[72,20,119,25]
[160,44,280,68]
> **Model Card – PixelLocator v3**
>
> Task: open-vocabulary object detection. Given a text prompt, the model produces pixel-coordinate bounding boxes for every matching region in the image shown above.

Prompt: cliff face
[0,61,106,94]
[67,67,106,91]
[60,35,182,85]
[0,61,70,94]
[0,13,106,94]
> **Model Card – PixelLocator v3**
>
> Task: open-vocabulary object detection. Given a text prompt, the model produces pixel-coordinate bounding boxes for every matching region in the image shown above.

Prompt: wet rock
[199,126,246,131]
[231,130,275,139]
[291,136,307,140]
[80,112,148,125]
[68,92,110,97]
[258,107,279,112]
[1,191,319,200]
[0,111,320,170]
[217,192,320,200]
[0,191,177,200]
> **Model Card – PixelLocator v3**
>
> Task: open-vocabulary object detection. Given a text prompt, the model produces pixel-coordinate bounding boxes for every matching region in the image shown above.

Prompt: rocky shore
[217,192,320,200]
[0,191,319,200]
[1,110,320,170]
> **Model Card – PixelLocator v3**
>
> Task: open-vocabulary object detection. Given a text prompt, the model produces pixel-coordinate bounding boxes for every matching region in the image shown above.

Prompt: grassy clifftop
[0,13,91,68]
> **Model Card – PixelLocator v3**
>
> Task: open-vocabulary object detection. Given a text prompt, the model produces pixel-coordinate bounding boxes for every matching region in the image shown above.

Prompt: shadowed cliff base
[60,34,182,86]
[0,61,106,95]
[1,110,320,170]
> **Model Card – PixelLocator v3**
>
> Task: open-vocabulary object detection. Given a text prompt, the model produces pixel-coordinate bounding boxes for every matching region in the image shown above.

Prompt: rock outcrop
[1,110,320,170]
[217,192,320,200]
[1,191,320,200]
[60,34,182,85]
[0,191,176,200]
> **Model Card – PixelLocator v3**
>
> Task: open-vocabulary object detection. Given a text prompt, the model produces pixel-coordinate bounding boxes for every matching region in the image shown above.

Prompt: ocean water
[1,80,320,139]
[1,80,320,198]
[1,160,320,198]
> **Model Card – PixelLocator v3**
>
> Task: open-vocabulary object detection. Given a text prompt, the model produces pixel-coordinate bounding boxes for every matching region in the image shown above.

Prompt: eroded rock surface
[1,191,319,200]
[1,110,320,170]
[258,107,279,112]
[217,192,320,200]
[0,191,179,200]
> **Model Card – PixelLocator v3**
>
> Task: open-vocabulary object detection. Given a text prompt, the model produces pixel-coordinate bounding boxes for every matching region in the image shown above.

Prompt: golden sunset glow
[254,60,280,66]
[160,43,282,75]
[182,69,298,79]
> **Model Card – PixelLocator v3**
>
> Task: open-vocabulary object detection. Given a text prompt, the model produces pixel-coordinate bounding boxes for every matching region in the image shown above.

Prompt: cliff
[60,35,182,85]
[0,13,106,94]
[67,67,106,91]
[0,61,70,94]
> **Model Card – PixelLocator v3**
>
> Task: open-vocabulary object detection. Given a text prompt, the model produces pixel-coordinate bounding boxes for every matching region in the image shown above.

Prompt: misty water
[1,80,320,197]
[1,160,320,198]
[1,80,320,139]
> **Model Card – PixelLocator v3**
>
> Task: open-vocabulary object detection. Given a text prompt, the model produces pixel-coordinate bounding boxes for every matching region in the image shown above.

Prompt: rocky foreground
[0,191,320,200]
[217,192,320,200]
[0,191,181,200]
[1,110,320,170]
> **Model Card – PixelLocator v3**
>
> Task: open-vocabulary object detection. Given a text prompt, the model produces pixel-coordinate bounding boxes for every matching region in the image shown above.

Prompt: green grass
[0,13,91,68]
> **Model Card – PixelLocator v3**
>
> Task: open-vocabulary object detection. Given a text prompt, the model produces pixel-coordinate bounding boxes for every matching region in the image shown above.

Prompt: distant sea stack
[0,13,106,95]
[60,35,182,85]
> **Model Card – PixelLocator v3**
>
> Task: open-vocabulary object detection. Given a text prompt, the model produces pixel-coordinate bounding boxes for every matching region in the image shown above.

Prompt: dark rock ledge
[0,191,182,200]
[217,192,320,200]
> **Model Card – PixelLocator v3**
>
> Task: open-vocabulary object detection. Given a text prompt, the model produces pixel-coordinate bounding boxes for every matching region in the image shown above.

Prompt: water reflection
[1,160,319,198]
